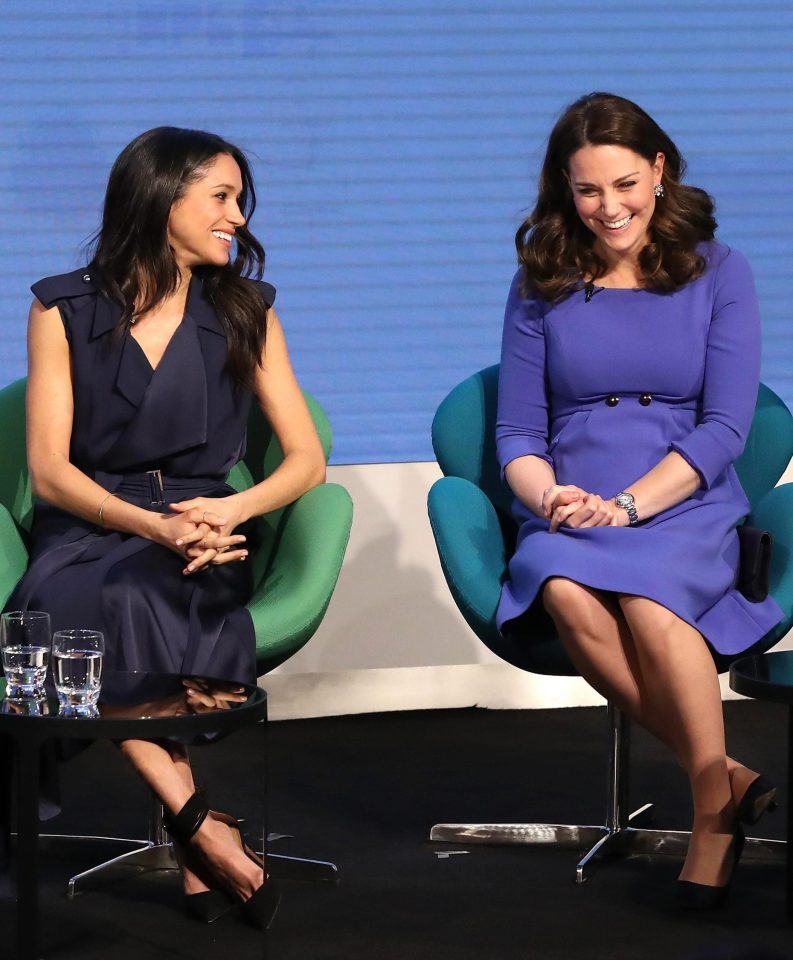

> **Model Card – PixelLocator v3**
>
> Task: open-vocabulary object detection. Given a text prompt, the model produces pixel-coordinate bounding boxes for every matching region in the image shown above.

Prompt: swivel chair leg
[36,796,178,899]
[267,853,339,882]
[42,794,339,893]
[430,703,784,882]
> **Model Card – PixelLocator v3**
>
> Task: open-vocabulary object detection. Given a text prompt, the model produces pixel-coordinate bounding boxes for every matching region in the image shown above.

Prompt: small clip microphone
[584,281,603,303]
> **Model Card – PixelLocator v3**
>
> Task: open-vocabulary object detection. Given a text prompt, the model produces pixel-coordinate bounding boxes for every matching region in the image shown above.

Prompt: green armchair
[0,376,353,675]
[0,375,352,887]
[428,364,793,879]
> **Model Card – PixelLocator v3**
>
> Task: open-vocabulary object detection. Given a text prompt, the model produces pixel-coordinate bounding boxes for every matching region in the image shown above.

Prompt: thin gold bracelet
[98,492,115,527]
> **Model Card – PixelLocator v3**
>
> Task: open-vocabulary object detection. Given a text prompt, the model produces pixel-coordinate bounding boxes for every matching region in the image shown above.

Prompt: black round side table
[0,670,267,960]
[730,651,793,920]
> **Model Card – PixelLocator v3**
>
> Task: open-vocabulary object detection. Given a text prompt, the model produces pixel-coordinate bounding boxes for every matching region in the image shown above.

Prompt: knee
[542,577,593,630]
[617,596,679,642]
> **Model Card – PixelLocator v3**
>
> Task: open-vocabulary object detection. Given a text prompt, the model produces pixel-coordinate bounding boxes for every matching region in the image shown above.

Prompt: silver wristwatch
[614,492,639,526]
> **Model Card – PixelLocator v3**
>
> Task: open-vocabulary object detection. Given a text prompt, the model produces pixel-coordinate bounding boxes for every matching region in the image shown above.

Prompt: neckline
[587,282,643,292]
[128,286,193,372]
[129,315,187,373]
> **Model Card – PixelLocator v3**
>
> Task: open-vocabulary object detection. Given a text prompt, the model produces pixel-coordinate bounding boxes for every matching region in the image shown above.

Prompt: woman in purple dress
[13,127,326,925]
[497,93,783,907]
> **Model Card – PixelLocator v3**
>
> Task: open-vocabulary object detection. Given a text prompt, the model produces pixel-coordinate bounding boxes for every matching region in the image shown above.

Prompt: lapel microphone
[584,280,604,303]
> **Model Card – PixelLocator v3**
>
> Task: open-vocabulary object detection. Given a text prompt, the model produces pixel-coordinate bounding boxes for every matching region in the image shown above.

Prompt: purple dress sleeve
[496,269,554,477]
[670,248,761,489]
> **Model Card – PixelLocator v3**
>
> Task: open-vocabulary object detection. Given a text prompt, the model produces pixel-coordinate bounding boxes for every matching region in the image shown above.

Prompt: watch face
[616,494,633,507]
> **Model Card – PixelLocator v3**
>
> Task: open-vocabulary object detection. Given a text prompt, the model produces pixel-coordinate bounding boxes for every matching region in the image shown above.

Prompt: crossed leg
[543,578,742,887]
[119,739,263,900]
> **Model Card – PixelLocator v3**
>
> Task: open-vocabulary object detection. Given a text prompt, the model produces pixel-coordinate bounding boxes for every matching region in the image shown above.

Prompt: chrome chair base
[60,837,177,898]
[431,817,785,884]
[53,843,339,895]
[430,704,786,882]
[38,794,338,895]
[268,853,339,882]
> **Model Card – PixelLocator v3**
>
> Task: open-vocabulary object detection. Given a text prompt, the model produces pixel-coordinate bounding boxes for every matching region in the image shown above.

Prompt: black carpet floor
[2,700,792,960]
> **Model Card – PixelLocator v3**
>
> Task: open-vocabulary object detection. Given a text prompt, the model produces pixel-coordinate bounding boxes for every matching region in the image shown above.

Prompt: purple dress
[8,268,275,685]
[495,241,783,655]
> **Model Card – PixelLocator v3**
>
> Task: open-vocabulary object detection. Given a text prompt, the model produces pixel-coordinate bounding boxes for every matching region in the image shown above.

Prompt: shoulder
[698,240,753,281]
[506,267,548,323]
[31,267,96,309]
[243,277,276,309]
[693,241,759,322]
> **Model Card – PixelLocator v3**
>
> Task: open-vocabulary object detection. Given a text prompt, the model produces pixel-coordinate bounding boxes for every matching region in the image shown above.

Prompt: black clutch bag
[737,525,773,603]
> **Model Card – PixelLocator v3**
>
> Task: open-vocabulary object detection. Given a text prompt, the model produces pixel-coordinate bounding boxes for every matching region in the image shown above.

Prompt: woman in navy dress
[497,93,782,907]
[12,127,325,925]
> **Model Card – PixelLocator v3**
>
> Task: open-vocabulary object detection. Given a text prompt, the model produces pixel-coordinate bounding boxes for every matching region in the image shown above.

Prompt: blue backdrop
[1,1,791,464]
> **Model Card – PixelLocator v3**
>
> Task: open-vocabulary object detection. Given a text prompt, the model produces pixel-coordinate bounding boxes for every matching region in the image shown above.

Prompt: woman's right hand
[540,484,585,519]
[145,511,222,560]
[549,492,620,532]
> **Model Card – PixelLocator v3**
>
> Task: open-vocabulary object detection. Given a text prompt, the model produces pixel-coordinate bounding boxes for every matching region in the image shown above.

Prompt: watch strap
[615,492,639,526]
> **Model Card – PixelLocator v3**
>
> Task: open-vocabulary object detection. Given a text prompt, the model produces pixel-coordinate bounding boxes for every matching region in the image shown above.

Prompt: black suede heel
[735,774,778,826]
[209,809,281,929]
[164,791,236,924]
[676,826,745,910]
[240,877,282,930]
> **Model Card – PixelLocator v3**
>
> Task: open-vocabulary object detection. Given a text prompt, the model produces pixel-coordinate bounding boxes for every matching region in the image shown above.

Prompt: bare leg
[618,597,737,887]
[542,578,679,752]
[118,739,262,900]
[542,579,758,796]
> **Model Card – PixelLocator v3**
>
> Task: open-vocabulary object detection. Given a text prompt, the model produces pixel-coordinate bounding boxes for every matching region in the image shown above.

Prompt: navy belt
[93,470,226,506]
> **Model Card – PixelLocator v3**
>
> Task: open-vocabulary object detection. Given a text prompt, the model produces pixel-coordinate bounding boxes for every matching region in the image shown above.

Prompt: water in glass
[53,629,104,717]
[1,611,51,698]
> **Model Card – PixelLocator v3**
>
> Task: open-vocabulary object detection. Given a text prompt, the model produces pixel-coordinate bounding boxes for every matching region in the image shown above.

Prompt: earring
[653,183,664,198]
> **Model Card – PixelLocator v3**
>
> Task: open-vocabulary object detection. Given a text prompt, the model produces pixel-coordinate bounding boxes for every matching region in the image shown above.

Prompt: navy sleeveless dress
[9,267,274,686]
[496,242,783,655]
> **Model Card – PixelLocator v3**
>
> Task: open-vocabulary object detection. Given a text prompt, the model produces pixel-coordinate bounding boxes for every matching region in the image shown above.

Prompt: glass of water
[53,629,105,717]
[1,611,51,698]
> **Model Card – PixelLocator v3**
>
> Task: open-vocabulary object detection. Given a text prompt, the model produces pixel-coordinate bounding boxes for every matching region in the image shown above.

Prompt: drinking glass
[1,611,51,698]
[52,629,105,717]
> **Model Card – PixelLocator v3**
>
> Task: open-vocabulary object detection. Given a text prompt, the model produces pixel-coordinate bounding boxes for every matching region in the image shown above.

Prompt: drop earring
[653,183,665,198]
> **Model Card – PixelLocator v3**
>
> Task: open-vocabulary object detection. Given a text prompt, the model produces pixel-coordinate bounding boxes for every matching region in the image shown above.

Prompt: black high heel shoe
[676,825,745,910]
[240,878,282,930]
[163,791,235,923]
[208,809,281,930]
[735,774,778,826]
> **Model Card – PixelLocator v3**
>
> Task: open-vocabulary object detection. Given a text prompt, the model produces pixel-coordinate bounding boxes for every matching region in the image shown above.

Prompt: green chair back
[735,383,793,510]
[0,378,33,531]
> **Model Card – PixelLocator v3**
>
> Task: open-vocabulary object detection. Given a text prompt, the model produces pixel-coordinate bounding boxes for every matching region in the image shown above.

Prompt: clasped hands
[541,484,629,533]
[152,496,249,575]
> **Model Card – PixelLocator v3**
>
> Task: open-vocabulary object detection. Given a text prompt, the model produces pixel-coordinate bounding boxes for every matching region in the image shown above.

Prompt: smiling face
[567,144,664,267]
[167,152,245,272]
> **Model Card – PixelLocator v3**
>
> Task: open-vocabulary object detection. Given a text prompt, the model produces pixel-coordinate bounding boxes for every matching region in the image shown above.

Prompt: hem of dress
[497,571,783,657]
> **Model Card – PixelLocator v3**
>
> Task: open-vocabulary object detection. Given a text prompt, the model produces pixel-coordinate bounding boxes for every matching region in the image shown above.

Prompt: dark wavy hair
[516,92,717,300]
[88,126,268,386]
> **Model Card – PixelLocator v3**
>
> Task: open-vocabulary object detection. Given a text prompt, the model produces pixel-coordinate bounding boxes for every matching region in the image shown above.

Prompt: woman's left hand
[170,496,249,574]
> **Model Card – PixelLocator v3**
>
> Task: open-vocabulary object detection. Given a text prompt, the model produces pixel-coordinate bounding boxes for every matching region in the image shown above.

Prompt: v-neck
[129,318,185,373]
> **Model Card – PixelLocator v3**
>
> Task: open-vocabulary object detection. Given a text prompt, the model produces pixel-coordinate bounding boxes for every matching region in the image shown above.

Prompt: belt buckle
[146,469,165,505]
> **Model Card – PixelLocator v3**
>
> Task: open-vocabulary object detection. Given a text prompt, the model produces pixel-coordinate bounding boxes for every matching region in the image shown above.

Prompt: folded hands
[541,484,629,533]
[150,495,250,575]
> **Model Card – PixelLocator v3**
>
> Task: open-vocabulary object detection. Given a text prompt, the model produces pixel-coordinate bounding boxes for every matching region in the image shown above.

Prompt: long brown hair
[516,92,717,301]
[89,126,268,387]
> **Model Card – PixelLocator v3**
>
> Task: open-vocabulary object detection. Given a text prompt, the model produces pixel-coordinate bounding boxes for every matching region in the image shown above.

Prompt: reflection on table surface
[0,671,255,720]
[734,651,793,687]
[1,696,49,716]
